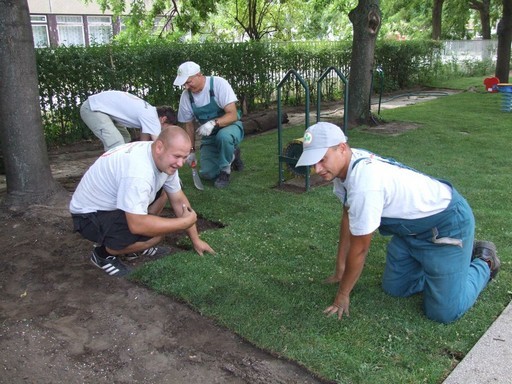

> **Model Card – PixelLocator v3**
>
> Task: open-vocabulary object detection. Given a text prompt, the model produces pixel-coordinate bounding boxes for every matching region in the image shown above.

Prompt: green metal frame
[277,69,311,191]
[316,66,349,133]
[369,65,385,116]
[277,67,349,192]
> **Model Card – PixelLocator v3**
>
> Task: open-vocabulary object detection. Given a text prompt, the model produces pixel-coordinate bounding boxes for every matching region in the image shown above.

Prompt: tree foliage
[85,0,504,42]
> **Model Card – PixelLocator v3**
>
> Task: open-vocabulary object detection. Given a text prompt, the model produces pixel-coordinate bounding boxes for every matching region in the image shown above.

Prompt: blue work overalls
[190,77,244,180]
[351,156,490,323]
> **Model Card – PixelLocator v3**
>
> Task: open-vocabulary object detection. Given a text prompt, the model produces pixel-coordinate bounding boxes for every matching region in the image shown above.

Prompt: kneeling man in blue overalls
[296,122,500,324]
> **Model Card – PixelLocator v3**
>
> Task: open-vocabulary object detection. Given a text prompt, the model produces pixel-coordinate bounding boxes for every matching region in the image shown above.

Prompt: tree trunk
[470,0,491,39]
[496,0,512,83]
[0,0,63,208]
[347,0,382,128]
[432,0,444,40]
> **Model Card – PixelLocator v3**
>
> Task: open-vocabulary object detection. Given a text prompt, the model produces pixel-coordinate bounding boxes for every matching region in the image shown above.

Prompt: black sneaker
[214,171,230,188]
[123,246,171,260]
[232,147,244,172]
[472,240,500,279]
[90,248,131,277]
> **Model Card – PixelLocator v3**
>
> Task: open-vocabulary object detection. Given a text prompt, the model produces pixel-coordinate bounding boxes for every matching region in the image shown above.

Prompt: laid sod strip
[131,89,511,383]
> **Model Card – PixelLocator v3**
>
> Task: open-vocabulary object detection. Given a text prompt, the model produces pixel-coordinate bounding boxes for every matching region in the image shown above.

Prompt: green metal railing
[277,69,311,191]
[316,66,349,133]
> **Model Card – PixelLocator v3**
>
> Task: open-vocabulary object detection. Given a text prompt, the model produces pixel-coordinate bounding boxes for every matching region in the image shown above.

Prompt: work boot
[231,147,244,172]
[214,171,230,188]
[472,240,500,279]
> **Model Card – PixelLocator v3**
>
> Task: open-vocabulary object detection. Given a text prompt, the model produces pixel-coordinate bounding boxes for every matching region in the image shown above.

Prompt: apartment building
[27,0,160,47]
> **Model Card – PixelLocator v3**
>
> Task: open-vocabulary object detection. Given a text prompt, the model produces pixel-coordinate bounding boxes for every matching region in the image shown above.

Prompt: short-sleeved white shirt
[333,149,452,236]
[70,141,181,215]
[88,90,161,136]
[177,76,238,123]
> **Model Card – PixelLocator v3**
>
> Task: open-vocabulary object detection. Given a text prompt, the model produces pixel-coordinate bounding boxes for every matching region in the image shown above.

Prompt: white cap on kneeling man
[173,61,201,86]
[295,122,347,167]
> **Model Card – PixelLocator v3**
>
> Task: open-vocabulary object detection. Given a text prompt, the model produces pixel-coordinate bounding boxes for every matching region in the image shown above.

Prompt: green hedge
[36,39,441,145]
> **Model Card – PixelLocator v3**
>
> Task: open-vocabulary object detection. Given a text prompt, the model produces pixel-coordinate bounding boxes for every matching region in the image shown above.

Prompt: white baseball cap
[295,122,347,167]
[173,61,201,86]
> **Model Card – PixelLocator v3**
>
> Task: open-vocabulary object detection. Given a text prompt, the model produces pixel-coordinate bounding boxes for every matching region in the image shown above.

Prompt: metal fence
[442,39,498,63]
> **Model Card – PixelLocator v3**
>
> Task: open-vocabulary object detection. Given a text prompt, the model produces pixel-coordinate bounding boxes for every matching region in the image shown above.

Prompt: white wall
[28,0,105,14]
[27,0,156,15]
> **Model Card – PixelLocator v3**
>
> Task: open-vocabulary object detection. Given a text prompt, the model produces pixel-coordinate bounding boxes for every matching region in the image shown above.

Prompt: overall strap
[188,76,215,105]
[350,156,370,171]
[209,76,215,97]
[350,152,422,175]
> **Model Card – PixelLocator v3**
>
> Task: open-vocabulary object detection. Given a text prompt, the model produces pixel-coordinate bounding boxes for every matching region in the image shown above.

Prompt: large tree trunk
[432,0,445,40]
[0,0,63,208]
[470,0,491,39]
[347,0,382,128]
[496,0,512,83]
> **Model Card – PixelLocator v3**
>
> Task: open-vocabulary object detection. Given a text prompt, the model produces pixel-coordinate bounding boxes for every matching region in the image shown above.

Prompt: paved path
[443,301,512,384]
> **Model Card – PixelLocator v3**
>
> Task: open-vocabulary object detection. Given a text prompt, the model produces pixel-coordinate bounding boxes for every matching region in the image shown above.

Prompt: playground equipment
[277,67,348,191]
[483,76,499,93]
[497,83,512,112]
[277,69,311,189]
[369,65,385,124]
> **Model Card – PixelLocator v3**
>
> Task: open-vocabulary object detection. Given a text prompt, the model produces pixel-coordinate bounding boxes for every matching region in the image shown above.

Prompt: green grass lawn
[131,79,511,383]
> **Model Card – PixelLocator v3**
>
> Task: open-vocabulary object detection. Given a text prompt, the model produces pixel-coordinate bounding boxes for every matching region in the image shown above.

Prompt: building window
[154,16,167,32]
[31,15,49,48]
[56,15,85,46]
[87,16,112,45]
[119,17,129,33]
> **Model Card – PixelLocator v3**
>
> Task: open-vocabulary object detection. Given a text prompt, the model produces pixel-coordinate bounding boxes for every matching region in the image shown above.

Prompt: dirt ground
[0,99,429,383]
[0,139,336,384]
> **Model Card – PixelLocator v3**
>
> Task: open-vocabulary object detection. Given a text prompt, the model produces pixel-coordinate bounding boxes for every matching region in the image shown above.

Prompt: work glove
[196,120,216,136]
[186,152,197,167]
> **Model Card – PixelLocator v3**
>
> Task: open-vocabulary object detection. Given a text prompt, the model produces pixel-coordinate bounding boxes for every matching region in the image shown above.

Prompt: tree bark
[496,0,512,83]
[0,0,63,208]
[470,0,491,39]
[347,0,382,128]
[432,0,444,40]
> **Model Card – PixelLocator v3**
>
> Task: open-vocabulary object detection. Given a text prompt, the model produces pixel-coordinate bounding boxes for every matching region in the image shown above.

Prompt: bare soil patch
[361,121,422,136]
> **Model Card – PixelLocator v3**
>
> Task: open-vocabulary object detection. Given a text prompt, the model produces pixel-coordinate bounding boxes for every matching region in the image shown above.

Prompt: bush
[37,39,442,145]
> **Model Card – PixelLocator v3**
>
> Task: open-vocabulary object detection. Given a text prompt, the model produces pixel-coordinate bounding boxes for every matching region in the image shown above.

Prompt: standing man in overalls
[174,61,244,189]
[295,122,500,324]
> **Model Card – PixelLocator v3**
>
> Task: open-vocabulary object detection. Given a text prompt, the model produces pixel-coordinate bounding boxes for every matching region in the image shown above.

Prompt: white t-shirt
[88,90,161,136]
[177,76,238,123]
[333,149,452,236]
[70,141,181,215]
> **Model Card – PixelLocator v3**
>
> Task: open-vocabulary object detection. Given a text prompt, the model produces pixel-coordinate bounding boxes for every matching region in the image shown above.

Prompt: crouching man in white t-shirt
[295,122,500,324]
[70,125,215,277]
[80,90,177,151]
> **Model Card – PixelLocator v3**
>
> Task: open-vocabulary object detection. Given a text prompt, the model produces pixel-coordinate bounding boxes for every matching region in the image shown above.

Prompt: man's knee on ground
[424,305,461,324]
[382,281,411,298]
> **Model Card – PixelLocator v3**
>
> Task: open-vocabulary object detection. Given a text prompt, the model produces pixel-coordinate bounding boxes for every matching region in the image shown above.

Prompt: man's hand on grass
[323,293,350,320]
